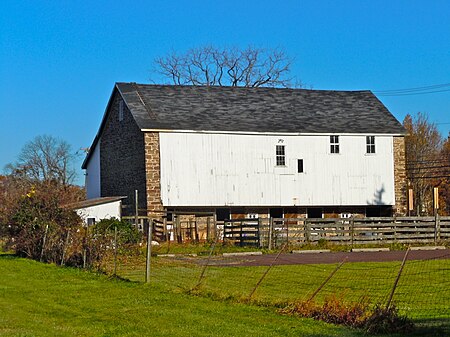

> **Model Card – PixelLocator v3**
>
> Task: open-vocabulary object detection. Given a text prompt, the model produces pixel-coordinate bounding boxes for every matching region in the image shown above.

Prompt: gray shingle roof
[116,82,405,134]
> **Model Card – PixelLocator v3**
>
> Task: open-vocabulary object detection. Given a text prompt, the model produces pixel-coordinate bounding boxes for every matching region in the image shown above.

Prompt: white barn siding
[159,133,395,207]
[85,140,101,199]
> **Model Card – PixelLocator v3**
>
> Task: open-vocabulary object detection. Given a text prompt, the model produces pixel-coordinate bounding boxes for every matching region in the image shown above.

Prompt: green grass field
[111,252,450,327]
[0,254,365,337]
[1,253,449,336]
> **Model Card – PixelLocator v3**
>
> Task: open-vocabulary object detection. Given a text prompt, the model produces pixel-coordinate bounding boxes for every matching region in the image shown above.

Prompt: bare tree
[439,135,450,215]
[5,135,77,187]
[403,113,444,215]
[154,46,294,88]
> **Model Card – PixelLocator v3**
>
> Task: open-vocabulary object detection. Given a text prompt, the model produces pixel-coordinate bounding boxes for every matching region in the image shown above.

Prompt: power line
[373,82,450,96]
[374,82,450,94]
[376,88,450,96]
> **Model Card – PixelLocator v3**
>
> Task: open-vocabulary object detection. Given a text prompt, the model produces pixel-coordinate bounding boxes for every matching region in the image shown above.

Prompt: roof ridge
[116,82,372,93]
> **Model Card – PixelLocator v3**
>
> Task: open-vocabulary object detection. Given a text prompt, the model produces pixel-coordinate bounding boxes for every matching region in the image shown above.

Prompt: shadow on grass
[0,253,18,259]
[410,318,450,337]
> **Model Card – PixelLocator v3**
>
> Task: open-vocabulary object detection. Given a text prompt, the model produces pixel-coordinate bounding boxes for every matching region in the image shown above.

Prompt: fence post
[350,217,355,247]
[268,217,273,250]
[113,225,118,276]
[146,218,153,283]
[134,189,139,230]
[61,230,70,266]
[305,219,310,243]
[258,217,262,248]
[248,243,288,300]
[286,219,289,246]
[386,248,410,309]
[39,224,49,263]
[435,213,441,243]
[307,257,347,302]
[393,215,397,242]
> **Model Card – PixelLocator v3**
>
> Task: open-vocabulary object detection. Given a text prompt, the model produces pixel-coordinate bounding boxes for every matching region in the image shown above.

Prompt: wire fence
[3,218,449,334]
[102,236,450,333]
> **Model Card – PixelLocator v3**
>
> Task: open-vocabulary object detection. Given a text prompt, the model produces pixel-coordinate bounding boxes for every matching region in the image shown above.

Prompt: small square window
[366,136,375,154]
[330,135,339,154]
[297,159,304,173]
[276,145,286,166]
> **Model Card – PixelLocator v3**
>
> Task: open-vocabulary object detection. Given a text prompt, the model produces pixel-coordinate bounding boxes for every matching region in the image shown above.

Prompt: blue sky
[1,0,449,185]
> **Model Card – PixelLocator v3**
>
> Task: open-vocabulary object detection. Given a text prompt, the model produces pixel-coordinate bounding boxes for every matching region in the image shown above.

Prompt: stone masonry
[393,136,407,215]
[100,91,147,214]
[144,132,164,216]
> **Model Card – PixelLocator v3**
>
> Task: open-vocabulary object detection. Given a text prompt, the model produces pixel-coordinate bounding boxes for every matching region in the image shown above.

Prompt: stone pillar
[144,132,164,218]
[393,136,407,215]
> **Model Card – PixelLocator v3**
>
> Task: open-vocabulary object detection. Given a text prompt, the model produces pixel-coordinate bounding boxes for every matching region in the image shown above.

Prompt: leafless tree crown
[5,135,76,186]
[154,46,294,88]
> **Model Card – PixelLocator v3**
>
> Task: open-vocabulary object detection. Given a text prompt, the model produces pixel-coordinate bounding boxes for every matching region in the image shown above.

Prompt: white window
[366,136,375,154]
[119,100,124,122]
[330,135,339,154]
[276,145,286,166]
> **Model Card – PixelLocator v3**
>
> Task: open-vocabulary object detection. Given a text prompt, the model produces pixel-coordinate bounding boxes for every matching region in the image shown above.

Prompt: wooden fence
[124,215,450,247]
[261,215,450,248]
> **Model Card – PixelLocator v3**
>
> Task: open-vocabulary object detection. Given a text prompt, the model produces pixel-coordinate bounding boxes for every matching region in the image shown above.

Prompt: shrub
[280,296,414,334]
[362,304,415,334]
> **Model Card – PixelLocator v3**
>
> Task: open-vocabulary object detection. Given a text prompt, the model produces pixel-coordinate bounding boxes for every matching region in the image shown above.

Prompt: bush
[362,304,415,334]
[280,296,415,334]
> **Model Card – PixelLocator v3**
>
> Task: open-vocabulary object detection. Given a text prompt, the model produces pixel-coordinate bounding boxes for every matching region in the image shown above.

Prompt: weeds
[280,295,414,334]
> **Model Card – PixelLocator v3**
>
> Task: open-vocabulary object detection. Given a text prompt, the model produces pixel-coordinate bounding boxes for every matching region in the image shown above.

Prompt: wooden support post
[194,220,199,242]
[146,219,153,283]
[206,216,211,242]
[176,216,182,243]
[163,218,169,242]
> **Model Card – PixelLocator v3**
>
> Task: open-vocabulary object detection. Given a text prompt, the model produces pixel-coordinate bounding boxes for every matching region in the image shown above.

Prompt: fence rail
[262,215,450,248]
[123,215,450,247]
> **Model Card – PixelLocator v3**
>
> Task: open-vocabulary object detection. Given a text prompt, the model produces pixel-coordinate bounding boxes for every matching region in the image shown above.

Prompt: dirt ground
[210,249,450,267]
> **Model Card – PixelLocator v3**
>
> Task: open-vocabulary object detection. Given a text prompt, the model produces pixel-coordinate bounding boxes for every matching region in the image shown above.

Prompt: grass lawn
[1,254,448,336]
[111,252,450,333]
[0,254,366,337]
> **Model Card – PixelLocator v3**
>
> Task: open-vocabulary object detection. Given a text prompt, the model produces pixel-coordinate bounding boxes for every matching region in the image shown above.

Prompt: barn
[82,83,407,221]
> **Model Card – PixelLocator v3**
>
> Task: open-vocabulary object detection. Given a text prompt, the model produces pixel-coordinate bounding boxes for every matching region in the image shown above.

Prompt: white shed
[65,196,126,225]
